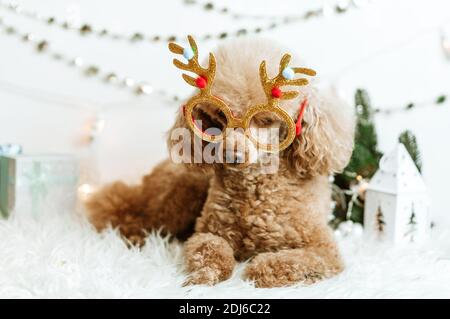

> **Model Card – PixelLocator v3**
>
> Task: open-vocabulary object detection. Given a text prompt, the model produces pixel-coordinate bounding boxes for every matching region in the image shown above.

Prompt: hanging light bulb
[78,183,96,202]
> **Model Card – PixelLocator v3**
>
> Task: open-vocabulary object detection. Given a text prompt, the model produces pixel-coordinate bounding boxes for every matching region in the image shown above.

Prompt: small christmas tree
[343,89,383,180]
[332,89,382,226]
[405,205,418,242]
[375,205,385,234]
[331,89,423,229]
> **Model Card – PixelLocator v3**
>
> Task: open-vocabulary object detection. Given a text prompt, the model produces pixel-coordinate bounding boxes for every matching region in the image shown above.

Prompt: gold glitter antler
[168,35,216,92]
[259,54,316,102]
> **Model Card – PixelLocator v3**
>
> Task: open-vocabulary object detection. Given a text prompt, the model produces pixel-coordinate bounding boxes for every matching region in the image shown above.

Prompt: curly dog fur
[86,38,355,287]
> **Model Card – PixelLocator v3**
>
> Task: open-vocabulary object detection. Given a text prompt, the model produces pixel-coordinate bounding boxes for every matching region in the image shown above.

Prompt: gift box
[0,154,79,218]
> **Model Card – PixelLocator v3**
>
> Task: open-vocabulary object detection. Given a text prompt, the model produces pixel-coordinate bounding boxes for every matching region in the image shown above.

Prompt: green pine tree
[332,89,382,225]
[399,130,422,172]
[345,89,383,179]
[331,89,423,228]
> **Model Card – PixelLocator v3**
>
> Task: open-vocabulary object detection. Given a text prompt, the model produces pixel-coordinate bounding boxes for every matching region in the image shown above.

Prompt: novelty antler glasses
[169,35,316,153]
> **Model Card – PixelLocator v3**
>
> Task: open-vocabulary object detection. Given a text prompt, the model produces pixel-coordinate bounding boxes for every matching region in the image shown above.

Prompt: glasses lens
[191,103,228,139]
[248,111,290,151]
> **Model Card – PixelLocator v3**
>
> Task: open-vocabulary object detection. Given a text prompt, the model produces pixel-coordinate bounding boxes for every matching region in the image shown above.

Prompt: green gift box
[0,154,79,218]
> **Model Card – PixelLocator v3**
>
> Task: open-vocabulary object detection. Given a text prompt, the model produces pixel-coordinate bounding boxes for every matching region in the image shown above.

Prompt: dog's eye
[262,118,274,126]
[191,103,227,132]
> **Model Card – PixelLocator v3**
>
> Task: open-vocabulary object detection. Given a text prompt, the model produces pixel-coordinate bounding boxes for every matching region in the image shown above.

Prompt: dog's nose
[225,151,244,163]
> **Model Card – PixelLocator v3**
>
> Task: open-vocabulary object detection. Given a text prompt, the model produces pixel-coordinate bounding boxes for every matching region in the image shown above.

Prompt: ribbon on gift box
[24,161,49,217]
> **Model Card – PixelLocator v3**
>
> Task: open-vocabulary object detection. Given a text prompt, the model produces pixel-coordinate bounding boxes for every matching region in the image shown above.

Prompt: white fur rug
[1,211,450,299]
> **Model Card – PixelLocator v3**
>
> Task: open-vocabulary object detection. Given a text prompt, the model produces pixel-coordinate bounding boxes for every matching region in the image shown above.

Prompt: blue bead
[282,67,295,80]
[183,47,195,60]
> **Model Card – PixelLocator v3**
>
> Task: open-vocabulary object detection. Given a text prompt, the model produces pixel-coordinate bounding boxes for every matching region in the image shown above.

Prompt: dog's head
[167,38,355,177]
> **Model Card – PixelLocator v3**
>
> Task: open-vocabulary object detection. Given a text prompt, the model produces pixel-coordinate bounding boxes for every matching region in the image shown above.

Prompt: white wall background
[0,0,449,223]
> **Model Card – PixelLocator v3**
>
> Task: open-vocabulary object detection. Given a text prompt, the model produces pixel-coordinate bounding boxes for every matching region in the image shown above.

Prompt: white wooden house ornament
[364,143,430,243]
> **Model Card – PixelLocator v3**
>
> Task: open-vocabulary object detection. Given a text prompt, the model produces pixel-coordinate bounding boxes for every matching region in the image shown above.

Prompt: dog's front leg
[244,243,344,288]
[183,232,236,286]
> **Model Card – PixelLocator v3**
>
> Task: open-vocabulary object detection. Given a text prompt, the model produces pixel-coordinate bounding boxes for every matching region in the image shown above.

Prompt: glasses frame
[185,93,296,153]
[169,35,316,153]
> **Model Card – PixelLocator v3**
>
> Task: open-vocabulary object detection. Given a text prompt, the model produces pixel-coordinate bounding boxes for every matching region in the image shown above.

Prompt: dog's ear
[284,89,355,178]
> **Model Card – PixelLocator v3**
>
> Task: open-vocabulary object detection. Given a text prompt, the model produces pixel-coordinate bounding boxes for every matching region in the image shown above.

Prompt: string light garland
[0,0,370,44]
[0,16,182,100]
[183,0,280,20]
[183,0,371,21]
[2,12,447,111]
[0,0,447,110]
[373,94,447,115]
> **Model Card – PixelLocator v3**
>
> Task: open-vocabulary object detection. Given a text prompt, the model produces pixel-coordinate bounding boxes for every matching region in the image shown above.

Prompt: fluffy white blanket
[1,211,449,298]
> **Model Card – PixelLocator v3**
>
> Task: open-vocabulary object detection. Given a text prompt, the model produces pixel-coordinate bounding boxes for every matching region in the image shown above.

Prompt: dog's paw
[244,251,324,288]
[182,267,222,286]
[125,234,146,247]
[120,226,147,248]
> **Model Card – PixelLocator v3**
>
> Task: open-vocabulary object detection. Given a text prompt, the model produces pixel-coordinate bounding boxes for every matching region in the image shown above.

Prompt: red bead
[271,87,282,98]
[195,76,207,89]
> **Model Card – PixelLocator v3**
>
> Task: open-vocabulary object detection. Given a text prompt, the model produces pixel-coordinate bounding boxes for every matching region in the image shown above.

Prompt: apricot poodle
[86,37,355,288]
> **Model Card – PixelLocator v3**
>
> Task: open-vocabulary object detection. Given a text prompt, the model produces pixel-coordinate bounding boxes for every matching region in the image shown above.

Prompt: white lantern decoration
[364,143,430,243]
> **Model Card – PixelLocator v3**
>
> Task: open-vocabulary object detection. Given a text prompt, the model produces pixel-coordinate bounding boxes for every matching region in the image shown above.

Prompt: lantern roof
[367,143,427,194]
